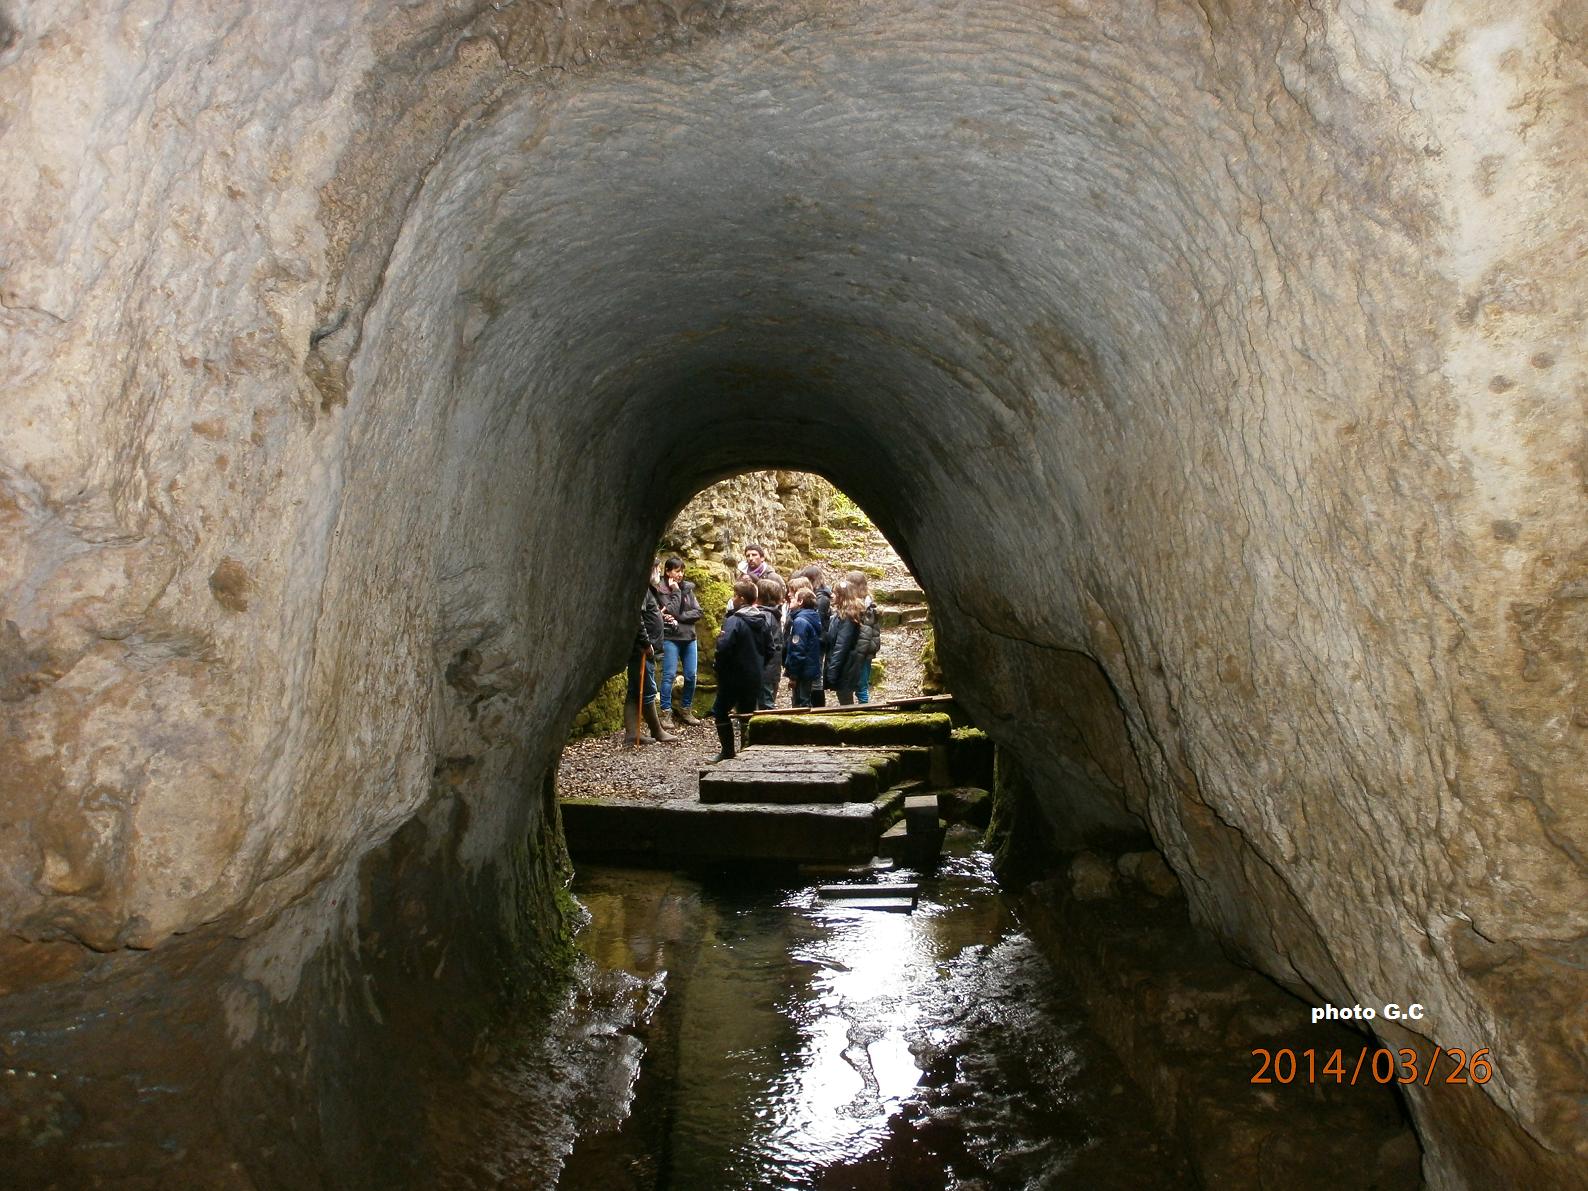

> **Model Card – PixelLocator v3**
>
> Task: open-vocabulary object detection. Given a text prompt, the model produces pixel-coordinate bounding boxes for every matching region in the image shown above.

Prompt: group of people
[623,545,883,761]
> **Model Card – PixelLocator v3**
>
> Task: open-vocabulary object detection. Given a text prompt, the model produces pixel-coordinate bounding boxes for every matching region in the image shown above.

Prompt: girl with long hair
[823,571,882,705]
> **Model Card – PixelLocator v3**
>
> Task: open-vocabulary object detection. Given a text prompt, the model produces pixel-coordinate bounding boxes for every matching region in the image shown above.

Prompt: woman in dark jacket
[657,557,704,726]
[824,572,881,705]
[623,562,680,747]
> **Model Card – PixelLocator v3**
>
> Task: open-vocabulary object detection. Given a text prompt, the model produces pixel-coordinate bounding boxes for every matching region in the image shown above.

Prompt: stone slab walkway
[560,797,884,865]
[697,745,900,804]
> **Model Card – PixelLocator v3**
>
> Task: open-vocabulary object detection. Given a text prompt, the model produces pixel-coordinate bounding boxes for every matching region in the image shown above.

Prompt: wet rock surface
[1018,861,1423,1191]
[0,1,1584,1185]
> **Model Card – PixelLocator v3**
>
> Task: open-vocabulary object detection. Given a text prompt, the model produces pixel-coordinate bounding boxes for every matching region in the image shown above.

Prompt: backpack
[854,606,882,659]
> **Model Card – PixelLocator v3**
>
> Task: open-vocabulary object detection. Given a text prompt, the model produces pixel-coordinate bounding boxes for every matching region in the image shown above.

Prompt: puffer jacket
[825,605,879,691]
[783,607,824,680]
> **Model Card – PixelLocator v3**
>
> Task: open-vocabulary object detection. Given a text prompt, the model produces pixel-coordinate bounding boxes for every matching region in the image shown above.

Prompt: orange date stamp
[1251,1046,1495,1086]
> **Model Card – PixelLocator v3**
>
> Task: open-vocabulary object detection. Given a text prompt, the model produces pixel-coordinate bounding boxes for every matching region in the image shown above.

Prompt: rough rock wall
[660,469,832,573]
[1,1,1585,1186]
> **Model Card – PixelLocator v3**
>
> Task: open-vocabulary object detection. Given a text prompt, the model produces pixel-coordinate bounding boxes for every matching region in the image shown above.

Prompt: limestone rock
[1118,851,1181,900]
[1069,852,1119,902]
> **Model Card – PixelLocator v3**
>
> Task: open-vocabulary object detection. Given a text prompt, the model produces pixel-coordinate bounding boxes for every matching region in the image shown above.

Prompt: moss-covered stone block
[746,710,952,747]
[948,724,994,788]
[684,563,734,672]
[939,786,993,829]
[567,670,627,740]
[920,622,946,696]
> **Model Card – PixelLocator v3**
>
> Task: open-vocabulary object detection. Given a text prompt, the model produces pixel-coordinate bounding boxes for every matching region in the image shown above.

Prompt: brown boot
[643,699,680,743]
[672,706,699,728]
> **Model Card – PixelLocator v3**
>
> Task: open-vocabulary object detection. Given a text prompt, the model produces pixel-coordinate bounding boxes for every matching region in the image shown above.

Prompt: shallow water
[554,834,1190,1190]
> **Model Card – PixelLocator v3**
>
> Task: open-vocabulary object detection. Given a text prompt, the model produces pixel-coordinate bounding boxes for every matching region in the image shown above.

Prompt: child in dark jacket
[783,588,824,707]
[824,572,881,705]
[711,579,767,760]
[793,565,834,706]
[754,575,785,709]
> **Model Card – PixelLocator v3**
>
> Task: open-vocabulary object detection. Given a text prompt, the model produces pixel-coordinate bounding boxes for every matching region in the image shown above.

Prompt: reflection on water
[558,835,1189,1190]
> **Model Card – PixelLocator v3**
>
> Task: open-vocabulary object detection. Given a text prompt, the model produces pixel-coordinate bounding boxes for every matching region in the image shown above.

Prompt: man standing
[736,544,773,582]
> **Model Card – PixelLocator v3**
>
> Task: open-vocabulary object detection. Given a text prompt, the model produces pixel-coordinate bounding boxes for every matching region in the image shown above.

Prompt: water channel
[520,829,1190,1189]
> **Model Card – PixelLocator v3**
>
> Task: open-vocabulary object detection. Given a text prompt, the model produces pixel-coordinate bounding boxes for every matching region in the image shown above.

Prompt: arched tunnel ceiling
[421,0,1353,538]
[1,1,1585,1186]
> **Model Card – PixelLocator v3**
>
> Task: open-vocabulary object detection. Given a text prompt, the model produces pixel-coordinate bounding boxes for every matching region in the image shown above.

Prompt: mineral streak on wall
[0,2,1584,1186]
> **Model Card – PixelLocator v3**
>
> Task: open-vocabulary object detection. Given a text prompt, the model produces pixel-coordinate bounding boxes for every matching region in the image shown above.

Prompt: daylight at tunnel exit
[1,3,1585,1189]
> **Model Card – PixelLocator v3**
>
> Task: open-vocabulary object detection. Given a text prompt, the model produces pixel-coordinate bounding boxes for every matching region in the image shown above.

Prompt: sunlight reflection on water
[557,841,1188,1190]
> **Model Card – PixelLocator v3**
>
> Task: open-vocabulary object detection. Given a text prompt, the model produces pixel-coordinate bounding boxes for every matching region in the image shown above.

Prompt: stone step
[938,787,993,829]
[878,603,930,628]
[560,797,886,865]
[698,746,900,804]
[816,882,920,899]
[876,818,947,867]
[875,584,926,604]
[739,693,957,719]
[903,793,941,832]
[746,710,954,748]
[948,726,994,788]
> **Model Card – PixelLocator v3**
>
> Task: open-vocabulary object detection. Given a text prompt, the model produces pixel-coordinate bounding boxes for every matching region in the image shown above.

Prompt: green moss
[867,657,888,686]
[567,670,627,741]
[684,563,734,672]
[813,526,839,548]
[857,563,885,579]
[986,749,1056,882]
[748,710,952,746]
[920,623,946,695]
[951,725,987,741]
[828,489,875,531]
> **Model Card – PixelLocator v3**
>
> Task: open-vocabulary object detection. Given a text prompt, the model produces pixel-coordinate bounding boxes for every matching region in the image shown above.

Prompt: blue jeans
[857,659,872,703]
[657,638,697,711]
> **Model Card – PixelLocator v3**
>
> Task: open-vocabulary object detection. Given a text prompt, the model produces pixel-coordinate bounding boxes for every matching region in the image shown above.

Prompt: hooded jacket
[715,604,771,697]
[783,607,825,680]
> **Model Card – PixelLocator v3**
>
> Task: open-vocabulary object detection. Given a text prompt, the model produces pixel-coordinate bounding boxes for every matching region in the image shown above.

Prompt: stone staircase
[873,583,930,628]
[561,695,992,870]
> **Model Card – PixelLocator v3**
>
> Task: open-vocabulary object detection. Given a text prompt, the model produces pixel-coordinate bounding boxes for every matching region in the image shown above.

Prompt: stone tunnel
[1,1,1585,1186]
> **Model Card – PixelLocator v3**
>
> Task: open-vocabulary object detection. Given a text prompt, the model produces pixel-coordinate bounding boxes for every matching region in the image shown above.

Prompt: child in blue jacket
[782,589,825,707]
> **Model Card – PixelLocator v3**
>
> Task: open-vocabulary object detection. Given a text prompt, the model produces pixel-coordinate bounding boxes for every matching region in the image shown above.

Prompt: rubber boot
[644,699,679,743]
[713,713,736,761]
[621,701,649,748]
